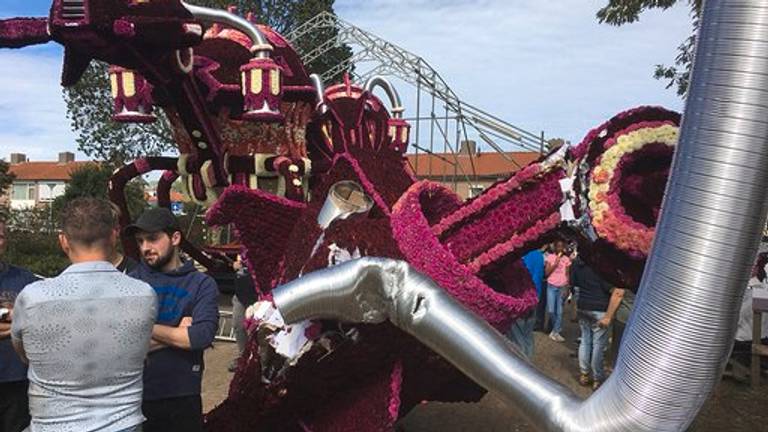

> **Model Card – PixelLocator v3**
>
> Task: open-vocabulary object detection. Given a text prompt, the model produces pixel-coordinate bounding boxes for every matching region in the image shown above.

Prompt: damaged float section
[2,0,767,431]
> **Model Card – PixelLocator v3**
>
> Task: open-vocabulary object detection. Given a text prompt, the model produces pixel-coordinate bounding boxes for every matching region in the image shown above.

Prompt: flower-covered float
[1,2,678,431]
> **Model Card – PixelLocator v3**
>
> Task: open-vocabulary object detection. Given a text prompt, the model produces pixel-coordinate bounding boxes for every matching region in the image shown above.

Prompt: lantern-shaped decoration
[109,66,157,123]
[240,55,284,123]
[387,117,411,154]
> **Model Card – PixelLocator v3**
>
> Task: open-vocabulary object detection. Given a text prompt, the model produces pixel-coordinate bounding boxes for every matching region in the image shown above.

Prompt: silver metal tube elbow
[363,76,404,118]
[273,258,580,432]
[180,1,272,56]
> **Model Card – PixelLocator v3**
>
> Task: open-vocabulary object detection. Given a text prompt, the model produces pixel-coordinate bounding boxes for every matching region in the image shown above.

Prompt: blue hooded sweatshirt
[0,263,39,383]
[130,260,219,400]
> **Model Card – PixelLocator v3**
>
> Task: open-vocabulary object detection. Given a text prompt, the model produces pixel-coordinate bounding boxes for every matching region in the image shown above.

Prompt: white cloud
[0,1,694,160]
[0,46,84,161]
[334,0,692,147]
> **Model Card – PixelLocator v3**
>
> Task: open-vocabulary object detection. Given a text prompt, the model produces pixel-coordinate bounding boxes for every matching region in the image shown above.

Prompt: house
[6,152,94,209]
[146,186,188,215]
[405,141,541,200]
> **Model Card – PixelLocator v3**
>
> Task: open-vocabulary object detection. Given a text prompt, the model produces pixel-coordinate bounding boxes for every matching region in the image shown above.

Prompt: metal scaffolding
[286,12,547,184]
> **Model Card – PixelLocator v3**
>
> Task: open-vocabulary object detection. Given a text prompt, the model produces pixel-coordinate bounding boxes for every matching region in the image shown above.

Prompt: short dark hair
[59,197,117,248]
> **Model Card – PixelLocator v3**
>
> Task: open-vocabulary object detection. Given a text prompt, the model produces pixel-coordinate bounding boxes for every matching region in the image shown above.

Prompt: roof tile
[9,161,96,181]
[405,152,540,178]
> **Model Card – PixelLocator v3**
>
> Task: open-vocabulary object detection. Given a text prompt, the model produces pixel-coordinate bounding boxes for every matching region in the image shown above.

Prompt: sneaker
[578,373,591,386]
[549,332,566,343]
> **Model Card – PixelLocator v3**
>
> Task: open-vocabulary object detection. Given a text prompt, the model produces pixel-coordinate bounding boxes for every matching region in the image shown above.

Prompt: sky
[0,0,693,161]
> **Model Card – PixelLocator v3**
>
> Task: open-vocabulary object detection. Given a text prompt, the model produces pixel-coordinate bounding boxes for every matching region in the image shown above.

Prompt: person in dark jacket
[229,255,256,372]
[0,218,39,432]
[507,249,545,359]
[126,208,219,432]
[570,257,624,390]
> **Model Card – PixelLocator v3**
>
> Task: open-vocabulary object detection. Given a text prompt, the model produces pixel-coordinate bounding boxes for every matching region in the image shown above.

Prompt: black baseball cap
[124,208,180,236]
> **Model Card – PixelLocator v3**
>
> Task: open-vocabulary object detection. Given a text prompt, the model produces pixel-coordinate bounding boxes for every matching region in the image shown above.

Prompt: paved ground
[202,302,768,431]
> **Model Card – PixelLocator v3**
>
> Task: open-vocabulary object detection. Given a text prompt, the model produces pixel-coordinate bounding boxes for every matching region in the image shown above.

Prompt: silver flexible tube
[363,76,404,118]
[569,1,768,430]
[180,2,272,56]
[272,1,768,431]
[273,258,579,432]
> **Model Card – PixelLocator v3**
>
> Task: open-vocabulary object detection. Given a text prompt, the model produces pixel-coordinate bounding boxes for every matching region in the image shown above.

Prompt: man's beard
[145,248,175,271]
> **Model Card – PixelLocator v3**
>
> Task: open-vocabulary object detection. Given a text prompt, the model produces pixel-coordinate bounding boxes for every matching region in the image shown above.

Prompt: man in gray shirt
[11,198,157,432]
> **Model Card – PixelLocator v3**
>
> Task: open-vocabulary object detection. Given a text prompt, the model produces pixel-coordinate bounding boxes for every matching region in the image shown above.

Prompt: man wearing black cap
[126,208,219,432]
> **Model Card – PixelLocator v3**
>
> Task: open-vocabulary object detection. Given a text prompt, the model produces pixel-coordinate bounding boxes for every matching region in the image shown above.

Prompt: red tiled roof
[9,161,96,181]
[147,190,187,203]
[406,151,540,178]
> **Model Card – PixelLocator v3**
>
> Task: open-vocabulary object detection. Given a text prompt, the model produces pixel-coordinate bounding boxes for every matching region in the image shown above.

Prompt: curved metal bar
[108,157,178,259]
[363,75,404,118]
[180,1,272,56]
[310,73,327,113]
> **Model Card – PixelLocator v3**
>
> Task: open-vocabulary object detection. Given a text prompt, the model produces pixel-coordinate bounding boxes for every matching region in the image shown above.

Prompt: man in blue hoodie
[0,217,39,432]
[126,208,219,432]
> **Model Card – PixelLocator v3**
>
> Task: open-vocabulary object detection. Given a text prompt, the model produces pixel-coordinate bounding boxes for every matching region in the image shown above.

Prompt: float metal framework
[286,11,548,182]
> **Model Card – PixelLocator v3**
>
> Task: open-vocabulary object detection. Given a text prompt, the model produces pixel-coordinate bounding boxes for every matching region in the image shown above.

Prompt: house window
[12,182,35,201]
[38,182,66,202]
[469,185,485,198]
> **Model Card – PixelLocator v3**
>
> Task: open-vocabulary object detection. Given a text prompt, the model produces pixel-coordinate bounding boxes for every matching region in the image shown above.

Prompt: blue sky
[0,0,692,161]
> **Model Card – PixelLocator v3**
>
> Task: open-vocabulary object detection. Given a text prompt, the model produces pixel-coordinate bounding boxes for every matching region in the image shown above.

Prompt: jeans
[578,310,610,381]
[609,320,627,367]
[507,313,536,359]
[232,295,247,357]
[535,284,548,331]
[546,284,565,334]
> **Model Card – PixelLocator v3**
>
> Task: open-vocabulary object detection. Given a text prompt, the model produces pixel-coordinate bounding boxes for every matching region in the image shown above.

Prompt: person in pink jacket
[544,239,572,342]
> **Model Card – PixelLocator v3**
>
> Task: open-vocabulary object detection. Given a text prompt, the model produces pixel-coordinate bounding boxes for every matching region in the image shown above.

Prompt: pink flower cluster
[440,170,565,264]
[432,163,541,236]
[589,123,677,257]
[205,184,306,294]
[391,181,538,331]
[468,211,561,272]
[571,105,680,162]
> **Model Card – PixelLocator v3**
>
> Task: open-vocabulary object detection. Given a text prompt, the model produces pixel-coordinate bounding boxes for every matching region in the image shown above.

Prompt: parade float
[2,1,766,431]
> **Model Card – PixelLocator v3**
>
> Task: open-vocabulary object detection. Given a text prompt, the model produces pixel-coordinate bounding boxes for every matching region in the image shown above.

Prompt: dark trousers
[143,395,203,432]
[535,286,549,332]
[0,381,30,432]
[609,320,627,367]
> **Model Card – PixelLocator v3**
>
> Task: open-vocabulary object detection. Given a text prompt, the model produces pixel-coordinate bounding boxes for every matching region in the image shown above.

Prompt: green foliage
[64,0,352,163]
[0,159,15,220]
[4,207,69,277]
[51,164,148,221]
[63,61,174,165]
[597,0,702,96]
[4,232,69,277]
[2,164,148,276]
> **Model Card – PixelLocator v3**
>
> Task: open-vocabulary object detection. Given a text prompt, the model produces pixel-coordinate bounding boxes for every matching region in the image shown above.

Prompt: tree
[51,164,148,221]
[64,0,352,164]
[4,207,70,276]
[597,0,702,96]
[0,159,15,220]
